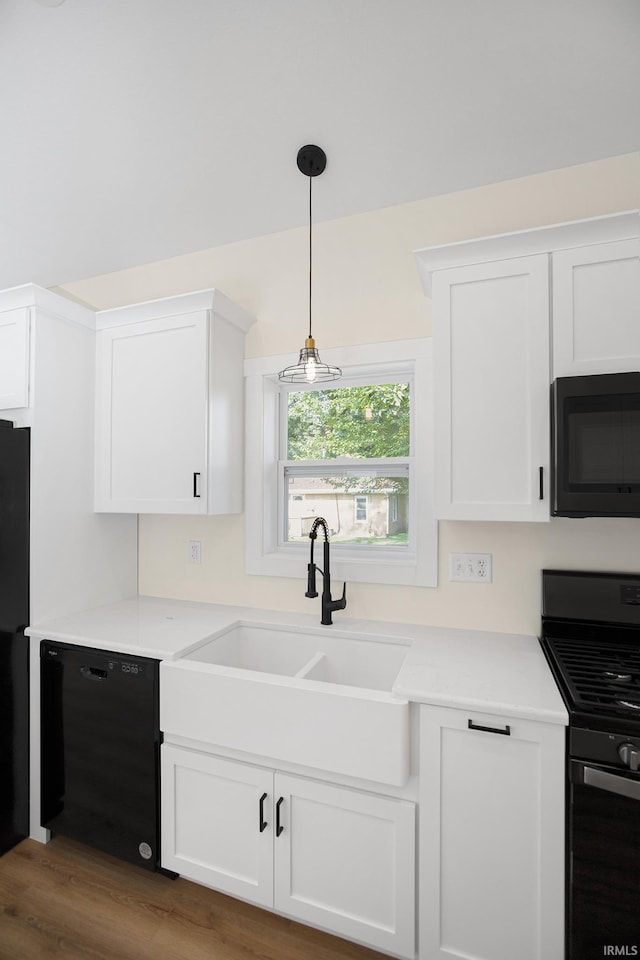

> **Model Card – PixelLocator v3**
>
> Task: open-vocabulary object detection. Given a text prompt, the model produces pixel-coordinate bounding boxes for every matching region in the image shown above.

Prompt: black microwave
[552,372,640,517]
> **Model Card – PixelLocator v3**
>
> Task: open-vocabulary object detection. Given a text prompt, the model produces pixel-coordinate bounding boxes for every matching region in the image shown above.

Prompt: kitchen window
[283,378,410,547]
[245,339,437,587]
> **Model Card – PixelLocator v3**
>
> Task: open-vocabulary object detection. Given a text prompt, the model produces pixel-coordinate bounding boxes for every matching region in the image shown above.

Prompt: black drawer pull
[538,466,544,501]
[80,666,108,681]
[468,719,511,736]
[193,472,201,498]
[259,792,268,833]
[275,796,284,837]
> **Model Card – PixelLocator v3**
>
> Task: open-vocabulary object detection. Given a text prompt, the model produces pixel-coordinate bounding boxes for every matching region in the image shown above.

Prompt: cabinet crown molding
[96,288,256,333]
[0,283,95,329]
[414,210,640,296]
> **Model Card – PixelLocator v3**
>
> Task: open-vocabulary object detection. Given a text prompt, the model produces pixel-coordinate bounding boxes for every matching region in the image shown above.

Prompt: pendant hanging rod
[278,144,341,384]
[308,170,312,340]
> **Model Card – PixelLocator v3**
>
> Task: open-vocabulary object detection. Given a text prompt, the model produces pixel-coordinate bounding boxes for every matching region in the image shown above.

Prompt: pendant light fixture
[278,145,341,384]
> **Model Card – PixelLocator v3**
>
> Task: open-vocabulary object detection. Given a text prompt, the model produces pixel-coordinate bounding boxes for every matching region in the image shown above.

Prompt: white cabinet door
[274,773,415,959]
[161,746,416,957]
[432,255,550,521]
[161,745,274,907]
[0,308,30,409]
[419,706,565,960]
[95,312,209,513]
[552,238,640,377]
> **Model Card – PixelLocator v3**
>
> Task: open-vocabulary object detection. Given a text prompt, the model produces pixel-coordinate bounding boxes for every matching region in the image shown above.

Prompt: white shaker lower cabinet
[161,745,416,959]
[95,290,255,514]
[430,255,550,521]
[273,772,416,958]
[161,747,274,906]
[418,706,564,960]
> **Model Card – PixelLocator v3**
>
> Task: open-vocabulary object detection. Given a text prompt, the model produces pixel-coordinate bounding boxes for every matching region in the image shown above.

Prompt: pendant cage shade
[279,337,341,383]
[278,145,341,385]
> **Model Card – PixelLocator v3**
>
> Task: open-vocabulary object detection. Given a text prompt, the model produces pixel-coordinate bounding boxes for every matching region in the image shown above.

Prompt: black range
[541,570,640,960]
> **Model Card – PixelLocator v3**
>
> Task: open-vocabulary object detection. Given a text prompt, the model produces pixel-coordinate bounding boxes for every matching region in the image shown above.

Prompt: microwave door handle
[583,765,640,801]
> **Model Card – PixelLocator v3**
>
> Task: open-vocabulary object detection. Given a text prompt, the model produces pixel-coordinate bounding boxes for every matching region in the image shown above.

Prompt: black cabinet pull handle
[275,796,284,836]
[193,472,201,498]
[468,719,511,736]
[538,466,544,501]
[259,792,268,833]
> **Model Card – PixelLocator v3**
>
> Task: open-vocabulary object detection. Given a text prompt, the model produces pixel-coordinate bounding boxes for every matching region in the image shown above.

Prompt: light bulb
[304,357,317,383]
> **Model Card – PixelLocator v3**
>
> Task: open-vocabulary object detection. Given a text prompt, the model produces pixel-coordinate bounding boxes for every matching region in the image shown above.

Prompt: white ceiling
[1,0,639,290]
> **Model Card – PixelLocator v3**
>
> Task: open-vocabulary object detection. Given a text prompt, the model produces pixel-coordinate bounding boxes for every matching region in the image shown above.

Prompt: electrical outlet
[449,552,492,583]
[187,540,201,565]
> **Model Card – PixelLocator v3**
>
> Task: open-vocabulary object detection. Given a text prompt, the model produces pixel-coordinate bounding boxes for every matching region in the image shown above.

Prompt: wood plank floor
[0,837,389,960]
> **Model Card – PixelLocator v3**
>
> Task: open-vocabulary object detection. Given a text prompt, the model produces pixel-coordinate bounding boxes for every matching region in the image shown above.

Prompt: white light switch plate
[449,552,492,583]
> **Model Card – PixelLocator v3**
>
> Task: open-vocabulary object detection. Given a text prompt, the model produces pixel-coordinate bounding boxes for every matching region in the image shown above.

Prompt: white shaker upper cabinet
[415,212,640,523]
[431,255,550,521]
[95,290,255,514]
[0,307,30,409]
[552,237,640,377]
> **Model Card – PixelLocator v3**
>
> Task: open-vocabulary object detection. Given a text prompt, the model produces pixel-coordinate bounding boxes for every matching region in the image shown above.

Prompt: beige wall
[60,152,640,636]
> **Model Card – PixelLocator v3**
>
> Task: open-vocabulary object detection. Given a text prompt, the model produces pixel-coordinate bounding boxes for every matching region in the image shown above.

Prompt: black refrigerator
[0,419,30,856]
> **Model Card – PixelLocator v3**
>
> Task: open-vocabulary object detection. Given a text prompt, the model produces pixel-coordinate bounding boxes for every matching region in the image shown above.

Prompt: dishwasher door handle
[80,666,108,681]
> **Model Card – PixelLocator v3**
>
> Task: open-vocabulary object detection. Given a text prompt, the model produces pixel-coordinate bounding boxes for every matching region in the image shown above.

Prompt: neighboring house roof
[288,476,401,496]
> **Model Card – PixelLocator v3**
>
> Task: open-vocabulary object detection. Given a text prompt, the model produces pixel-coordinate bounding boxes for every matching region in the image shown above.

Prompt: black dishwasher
[40,640,160,871]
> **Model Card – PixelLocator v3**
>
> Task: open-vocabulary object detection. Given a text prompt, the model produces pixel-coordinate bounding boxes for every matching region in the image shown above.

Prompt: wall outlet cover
[187,540,201,564]
[449,552,492,583]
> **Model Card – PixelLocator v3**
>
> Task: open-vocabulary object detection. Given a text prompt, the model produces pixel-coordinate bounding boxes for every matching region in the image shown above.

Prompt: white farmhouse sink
[183,623,408,690]
[161,621,411,786]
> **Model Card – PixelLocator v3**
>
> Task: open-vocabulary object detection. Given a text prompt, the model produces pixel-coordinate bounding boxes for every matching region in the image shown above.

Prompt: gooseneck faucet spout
[306,517,347,625]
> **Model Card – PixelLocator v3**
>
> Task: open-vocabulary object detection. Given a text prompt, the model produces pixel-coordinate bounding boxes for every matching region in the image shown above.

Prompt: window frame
[279,368,413,553]
[354,495,368,522]
[244,338,437,587]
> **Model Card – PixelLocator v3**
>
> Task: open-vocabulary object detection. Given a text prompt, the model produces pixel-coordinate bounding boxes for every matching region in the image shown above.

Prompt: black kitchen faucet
[305,517,347,625]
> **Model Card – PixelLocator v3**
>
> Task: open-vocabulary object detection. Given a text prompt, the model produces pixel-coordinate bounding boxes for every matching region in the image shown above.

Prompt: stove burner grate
[603,670,633,683]
[543,633,640,717]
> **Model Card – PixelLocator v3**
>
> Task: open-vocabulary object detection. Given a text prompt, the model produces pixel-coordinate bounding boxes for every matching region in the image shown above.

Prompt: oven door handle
[582,764,640,802]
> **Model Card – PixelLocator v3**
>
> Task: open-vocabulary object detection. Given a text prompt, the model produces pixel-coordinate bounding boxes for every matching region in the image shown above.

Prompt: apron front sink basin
[161,621,411,785]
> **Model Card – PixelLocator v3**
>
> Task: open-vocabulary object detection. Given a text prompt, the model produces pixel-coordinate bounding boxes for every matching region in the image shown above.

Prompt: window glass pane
[355,496,368,521]
[286,475,409,546]
[287,383,410,460]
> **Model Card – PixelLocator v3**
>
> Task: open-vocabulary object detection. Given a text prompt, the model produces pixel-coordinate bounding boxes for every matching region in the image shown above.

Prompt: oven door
[552,372,640,517]
[569,759,640,959]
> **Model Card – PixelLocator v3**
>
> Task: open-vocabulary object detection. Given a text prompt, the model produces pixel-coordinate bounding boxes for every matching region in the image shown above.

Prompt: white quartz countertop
[26,596,567,725]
